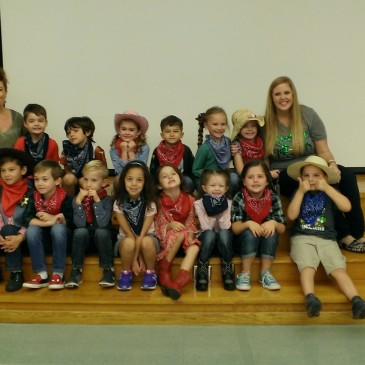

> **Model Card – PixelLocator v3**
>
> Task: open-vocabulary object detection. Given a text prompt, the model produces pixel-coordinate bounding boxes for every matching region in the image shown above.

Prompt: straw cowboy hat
[231,108,265,140]
[114,110,149,134]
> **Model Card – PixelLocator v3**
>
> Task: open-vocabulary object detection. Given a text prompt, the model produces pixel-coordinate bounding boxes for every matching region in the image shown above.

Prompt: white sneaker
[236,271,251,291]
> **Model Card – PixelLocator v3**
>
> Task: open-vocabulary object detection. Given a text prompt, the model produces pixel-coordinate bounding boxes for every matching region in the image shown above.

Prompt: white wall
[1,0,365,167]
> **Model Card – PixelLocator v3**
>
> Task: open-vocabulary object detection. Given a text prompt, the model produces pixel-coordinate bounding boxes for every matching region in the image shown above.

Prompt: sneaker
[99,267,115,287]
[6,271,24,292]
[65,268,83,288]
[352,296,365,319]
[305,293,321,317]
[236,271,251,291]
[259,270,281,290]
[23,275,49,289]
[117,271,133,290]
[141,270,157,290]
[339,240,365,253]
[48,274,64,290]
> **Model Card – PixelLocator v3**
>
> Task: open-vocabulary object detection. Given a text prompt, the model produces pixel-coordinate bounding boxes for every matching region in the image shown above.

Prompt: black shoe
[339,240,365,253]
[305,293,321,317]
[6,271,24,292]
[65,268,83,288]
[352,296,365,319]
[99,267,115,287]
[221,260,235,291]
[195,260,209,291]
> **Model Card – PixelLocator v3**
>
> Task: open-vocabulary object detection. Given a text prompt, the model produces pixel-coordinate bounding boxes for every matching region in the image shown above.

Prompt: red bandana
[239,136,264,163]
[82,189,108,223]
[34,186,67,215]
[243,186,272,224]
[156,140,185,167]
[160,191,191,223]
[0,179,28,217]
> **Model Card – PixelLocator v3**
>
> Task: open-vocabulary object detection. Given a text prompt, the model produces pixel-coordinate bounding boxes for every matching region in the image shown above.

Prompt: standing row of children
[1,103,365,318]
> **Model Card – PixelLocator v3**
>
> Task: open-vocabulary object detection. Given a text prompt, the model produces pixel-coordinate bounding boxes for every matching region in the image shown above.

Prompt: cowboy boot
[221,260,235,291]
[174,269,193,294]
[158,258,180,298]
[195,259,209,291]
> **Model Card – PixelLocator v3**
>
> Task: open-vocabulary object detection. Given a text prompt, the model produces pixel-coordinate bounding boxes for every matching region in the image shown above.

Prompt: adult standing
[264,76,365,253]
[0,67,24,147]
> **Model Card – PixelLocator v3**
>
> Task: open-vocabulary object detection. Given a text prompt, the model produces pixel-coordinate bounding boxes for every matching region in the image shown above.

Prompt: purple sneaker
[141,270,157,290]
[117,271,133,291]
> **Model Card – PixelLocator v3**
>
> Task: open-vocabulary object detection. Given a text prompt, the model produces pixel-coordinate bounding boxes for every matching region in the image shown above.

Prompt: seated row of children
[1,143,365,319]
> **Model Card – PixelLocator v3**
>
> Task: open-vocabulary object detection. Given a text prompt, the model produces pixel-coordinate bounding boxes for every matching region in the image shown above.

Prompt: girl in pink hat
[110,110,150,176]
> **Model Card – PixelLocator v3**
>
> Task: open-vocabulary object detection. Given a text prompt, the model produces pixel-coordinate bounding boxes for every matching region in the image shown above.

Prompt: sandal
[339,239,365,253]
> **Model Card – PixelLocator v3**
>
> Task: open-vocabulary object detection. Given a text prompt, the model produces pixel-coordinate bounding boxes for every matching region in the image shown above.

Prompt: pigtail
[196,113,206,147]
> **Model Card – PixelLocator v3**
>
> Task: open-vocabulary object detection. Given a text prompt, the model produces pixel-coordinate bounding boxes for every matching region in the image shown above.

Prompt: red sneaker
[23,275,49,289]
[48,274,64,290]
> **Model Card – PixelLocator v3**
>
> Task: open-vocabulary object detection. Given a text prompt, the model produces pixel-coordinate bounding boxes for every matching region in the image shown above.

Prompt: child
[113,161,158,291]
[0,148,34,291]
[150,115,195,193]
[60,116,106,196]
[22,160,73,290]
[231,160,286,291]
[287,155,365,318]
[194,169,234,291]
[14,104,59,164]
[230,108,265,176]
[193,106,239,194]
[65,160,115,288]
[110,110,149,176]
[155,164,200,300]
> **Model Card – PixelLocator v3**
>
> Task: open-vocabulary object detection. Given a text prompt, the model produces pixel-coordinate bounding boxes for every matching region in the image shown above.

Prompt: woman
[264,76,365,253]
[0,67,24,147]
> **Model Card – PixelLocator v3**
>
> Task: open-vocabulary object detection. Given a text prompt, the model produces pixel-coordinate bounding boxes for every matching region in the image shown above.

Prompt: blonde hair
[82,160,109,179]
[264,76,305,157]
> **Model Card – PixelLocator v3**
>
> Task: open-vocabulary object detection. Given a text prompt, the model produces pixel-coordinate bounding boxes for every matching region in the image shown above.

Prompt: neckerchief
[300,191,327,226]
[82,189,108,224]
[156,140,185,167]
[243,186,272,224]
[205,135,231,169]
[0,179,28,217]
[120,195,146,235]
[160,191,191,222]
[34,186,67,215]
[202,194,228,217]
[62,139,93,178]
[238,136,264,163]
[25,133,49,163]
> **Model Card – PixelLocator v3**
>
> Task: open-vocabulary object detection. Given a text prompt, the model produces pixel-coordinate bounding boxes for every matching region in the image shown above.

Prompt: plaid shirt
[231,190,286,225]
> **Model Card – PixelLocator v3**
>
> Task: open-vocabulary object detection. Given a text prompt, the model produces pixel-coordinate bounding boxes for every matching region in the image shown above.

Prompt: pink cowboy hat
[114,110,149,134]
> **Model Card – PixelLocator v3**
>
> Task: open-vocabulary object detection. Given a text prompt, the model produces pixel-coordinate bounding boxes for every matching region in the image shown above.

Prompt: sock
[37,271,48,280]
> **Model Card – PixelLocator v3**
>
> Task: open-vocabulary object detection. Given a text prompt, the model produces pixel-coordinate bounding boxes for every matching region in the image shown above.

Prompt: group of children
[0,103,365,319]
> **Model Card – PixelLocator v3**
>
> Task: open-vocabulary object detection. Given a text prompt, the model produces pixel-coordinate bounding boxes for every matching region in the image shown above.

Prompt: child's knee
[62,173,77,186]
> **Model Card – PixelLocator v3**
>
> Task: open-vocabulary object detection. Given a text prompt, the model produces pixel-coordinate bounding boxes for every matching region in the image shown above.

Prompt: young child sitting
[0,148,35,291]
[23,160,73,290]
[110,110,150,176]
[150,115,195,193]
[287,155,365,319]
[60,116,106,196]
[14,104,59,165]
[66,160,115,288]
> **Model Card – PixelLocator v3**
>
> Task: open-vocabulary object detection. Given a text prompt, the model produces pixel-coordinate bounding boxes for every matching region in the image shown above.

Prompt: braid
[196,113,206,147]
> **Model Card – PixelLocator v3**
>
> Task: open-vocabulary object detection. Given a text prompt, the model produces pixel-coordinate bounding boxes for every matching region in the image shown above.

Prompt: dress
[0,109,24,148]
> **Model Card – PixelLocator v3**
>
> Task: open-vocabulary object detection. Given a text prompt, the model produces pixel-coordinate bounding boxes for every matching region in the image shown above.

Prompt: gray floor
[0,324,365,365]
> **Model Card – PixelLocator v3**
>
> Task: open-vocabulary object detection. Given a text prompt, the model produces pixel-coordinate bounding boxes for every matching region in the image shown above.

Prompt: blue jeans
[198,229,233,262]
[26,224,70,273]
[236,229,278,260]
[72,227,114,268]
[229,171,240,196]
[4,246,23,272]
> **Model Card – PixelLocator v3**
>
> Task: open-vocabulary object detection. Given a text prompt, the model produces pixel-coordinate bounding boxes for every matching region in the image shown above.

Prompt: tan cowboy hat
[231,108,265,141]
[287,155,339,184]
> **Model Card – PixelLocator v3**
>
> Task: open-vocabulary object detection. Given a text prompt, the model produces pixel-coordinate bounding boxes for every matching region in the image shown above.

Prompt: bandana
[243,186,272,224]
[82,189,108,224]
[300,191,327,226]
[202,194,228,217]
[156,140,185,167]
[0,179,28,217]
[34,186,67,215]
[238,136,264,163]
[62,139,93,178]
[205,135,231,169]
[160,191,191,222]
[25,133,49,163]
[120,196,146,235]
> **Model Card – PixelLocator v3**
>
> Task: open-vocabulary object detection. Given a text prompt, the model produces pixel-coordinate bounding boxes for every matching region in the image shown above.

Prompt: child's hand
[316,177,329,192]
[260,220,276,237]
[55,213,66,224]
[168,221,185,232]
[36,212,54,222]
[297,177,310,193]
[127,141,137,152]
[230,143,239,156]
[87,189,100,203]
[0,234,23,253]
[120,141,129,152]
[270,169,280,179]
[247,221,263,237]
